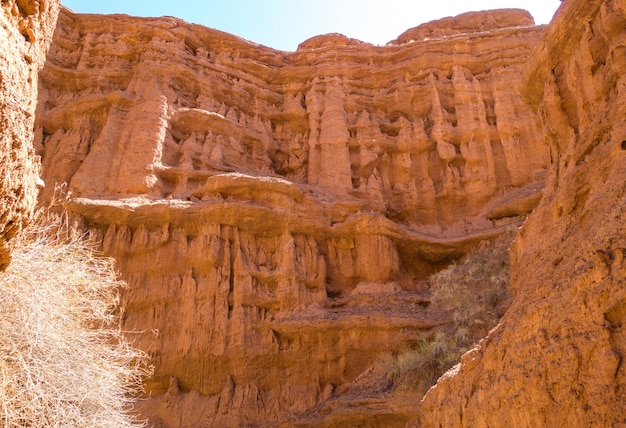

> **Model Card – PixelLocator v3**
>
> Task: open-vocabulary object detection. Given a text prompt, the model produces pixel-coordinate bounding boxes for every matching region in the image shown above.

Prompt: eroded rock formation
[36,8,548,426]
[388,8,534,45]
[420,0,626,426]
[0,0,58,269]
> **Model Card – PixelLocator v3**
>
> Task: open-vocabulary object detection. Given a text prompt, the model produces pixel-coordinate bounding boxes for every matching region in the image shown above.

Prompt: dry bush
[431,226,517,338]
[381,227,517,395]
[381,332,461,395]
[0,210,149,427]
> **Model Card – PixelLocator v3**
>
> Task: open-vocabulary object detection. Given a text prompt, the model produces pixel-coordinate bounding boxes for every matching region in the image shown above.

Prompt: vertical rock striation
[420,0,626,426]
[37,8,549,426]
[0,0,59,269]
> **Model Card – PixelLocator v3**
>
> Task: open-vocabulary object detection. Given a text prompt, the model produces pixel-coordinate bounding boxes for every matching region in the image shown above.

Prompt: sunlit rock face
[0,0,59,269]
[36,7,548,426]
[420,0,626,426]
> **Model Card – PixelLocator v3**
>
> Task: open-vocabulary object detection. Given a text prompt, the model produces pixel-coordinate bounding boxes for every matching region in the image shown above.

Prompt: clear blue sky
[61,1,562,51]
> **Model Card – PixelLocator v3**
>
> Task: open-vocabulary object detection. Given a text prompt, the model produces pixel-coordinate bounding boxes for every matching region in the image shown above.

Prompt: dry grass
[381,227,517,395]
[0,210,149,427]
[430,226,516,340]
[380,332,462,395]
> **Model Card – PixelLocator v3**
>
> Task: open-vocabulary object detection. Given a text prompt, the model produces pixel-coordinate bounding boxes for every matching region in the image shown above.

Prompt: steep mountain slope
[0,0,58,269]
[420,0,626,426]
[36,8,548,426]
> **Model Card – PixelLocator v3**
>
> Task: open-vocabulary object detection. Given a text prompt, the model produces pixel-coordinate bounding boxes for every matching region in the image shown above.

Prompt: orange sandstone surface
[34,7,555,427]
[420,0,626,426]
[0,0,58,269]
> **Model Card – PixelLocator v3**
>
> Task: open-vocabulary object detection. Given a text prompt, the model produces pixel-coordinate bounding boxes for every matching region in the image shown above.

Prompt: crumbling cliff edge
[0,0,58,268]
[420,0,626,426]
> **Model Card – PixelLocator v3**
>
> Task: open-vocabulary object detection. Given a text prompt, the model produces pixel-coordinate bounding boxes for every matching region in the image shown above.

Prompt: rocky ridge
[388,8,534,45]
[0,0,58,269]
[36,8,548,426]
[420,0,626,426]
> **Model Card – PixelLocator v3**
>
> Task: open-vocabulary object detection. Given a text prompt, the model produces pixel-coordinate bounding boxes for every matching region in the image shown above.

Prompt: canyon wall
[420,0,626,426]
[36,8,548,426]
[0,0,58,269]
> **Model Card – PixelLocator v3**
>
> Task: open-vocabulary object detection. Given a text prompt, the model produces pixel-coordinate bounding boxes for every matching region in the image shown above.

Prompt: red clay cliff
[31,2,626,426]
[0,0,58,269]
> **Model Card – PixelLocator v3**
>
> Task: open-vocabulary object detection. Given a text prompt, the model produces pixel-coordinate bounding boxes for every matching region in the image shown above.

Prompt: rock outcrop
[388,9,535,45]
[420,0,626,426]
[36,8,548,426]
[0,0,59,269]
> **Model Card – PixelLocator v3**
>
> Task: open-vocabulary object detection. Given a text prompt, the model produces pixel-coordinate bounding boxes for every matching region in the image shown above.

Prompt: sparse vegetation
[381,227,518,395]
[0,208,149,427]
